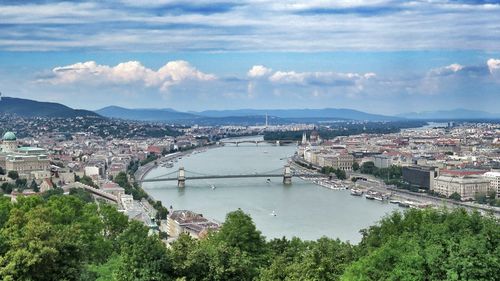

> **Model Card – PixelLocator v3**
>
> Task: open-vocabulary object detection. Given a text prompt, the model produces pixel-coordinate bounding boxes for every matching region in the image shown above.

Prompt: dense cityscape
[2,0,500,280]
[1,111,499,280]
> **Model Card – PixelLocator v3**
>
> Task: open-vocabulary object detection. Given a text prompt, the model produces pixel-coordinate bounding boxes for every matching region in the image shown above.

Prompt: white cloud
[430,63,465,76]
[247,65,272,78]
[268,70,375,85]
[1,0,500,51]
[487,58,500,74]
[45,60,216,91]
[445,63,464,73]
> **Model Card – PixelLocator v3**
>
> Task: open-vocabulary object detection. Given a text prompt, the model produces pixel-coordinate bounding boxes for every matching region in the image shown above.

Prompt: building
[167,210,220,239]
[1,131,17,153]
[402,166,439,190]
[432,174,491,200]
[373,154,391,168]
[318,153,354,171]
[0,132,50,176]
[483,171,500,198]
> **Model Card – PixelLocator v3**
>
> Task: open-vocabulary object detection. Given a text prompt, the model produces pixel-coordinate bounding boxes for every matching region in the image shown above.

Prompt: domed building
[2,131,18,153]
[0,131,50,177]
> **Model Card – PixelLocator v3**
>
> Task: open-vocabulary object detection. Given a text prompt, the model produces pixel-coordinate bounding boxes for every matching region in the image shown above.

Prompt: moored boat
[350,189,363,196]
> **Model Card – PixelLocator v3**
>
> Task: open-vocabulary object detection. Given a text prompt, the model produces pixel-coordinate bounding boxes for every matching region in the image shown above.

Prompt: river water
[143,136,400,243]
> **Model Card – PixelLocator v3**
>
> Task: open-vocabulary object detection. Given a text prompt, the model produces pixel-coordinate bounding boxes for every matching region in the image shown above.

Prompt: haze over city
[1,0,499,114]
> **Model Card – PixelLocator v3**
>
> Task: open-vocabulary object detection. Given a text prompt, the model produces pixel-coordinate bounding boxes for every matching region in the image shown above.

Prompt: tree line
[0,189,498,281]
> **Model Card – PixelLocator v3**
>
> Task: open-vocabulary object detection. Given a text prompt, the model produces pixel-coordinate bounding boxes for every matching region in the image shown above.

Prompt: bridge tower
[283,164,292,185]
[178,167,186,188]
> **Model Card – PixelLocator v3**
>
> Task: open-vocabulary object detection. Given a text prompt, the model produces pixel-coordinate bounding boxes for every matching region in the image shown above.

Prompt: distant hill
[97,107,399,122]
[96,106,199,121]
[0,97,100,118]
[398,109,500,120]
[194,108,399,121]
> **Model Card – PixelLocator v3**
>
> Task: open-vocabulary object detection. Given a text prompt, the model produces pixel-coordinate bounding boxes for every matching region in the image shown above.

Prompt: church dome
[2,131,16,141]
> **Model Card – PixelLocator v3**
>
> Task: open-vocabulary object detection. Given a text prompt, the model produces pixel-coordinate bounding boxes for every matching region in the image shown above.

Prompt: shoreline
[137,143,220,181]
[138,135,271,182]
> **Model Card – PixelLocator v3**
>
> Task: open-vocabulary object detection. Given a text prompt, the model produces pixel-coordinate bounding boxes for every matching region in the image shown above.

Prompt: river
[142,136,400,243]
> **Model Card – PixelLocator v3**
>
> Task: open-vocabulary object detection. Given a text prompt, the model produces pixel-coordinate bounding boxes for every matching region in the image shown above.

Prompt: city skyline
[1,1,499,114]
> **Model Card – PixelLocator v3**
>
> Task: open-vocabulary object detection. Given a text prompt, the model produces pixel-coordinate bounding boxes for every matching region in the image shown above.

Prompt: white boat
[270,210,276,216]
[211,185,216,190]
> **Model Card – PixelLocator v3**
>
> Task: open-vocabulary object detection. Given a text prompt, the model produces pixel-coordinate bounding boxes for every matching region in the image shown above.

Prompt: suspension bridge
[218,139,298,146]
[138,165,327,187]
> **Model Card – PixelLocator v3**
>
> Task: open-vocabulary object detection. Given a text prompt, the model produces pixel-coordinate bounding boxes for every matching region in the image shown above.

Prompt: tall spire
[302,131,307,145]
[265,113,268,127]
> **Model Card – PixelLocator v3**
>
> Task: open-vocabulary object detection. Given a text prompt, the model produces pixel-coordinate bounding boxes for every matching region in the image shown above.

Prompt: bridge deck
[140,173,326,183]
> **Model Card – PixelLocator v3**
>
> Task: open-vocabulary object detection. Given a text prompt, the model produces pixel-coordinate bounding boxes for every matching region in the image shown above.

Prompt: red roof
[441,169,486,176]
[147,145,162,154]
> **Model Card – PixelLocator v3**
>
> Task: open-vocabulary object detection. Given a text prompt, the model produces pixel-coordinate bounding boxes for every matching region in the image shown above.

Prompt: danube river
[142,136,400,243]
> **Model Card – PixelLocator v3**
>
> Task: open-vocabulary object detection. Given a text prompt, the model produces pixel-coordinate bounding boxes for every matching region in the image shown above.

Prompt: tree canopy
[0,192,498,281]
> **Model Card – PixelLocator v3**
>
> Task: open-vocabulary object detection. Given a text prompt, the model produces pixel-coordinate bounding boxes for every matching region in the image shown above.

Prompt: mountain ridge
[95,106,199,121]
[97,106,399,121]
[0,97,100,118]
[397,109,500,120]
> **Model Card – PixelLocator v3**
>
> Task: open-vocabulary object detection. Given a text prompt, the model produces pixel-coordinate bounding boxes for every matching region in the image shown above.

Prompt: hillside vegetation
[0,192,498,281]
[0,97,100,118]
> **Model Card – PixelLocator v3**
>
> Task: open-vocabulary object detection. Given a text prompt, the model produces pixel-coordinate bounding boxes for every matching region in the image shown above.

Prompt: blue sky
[0,0,499,115]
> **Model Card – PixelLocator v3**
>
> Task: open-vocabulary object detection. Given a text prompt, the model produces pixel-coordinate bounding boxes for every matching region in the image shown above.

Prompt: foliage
[321,166,347,180]
[263,121,427,141]
[114,172,147,200]
[78,175,98,188]
[69,188,94,203]
[449,192,462,201]
[127,160,140,175]
[360,161,377,174]
[41,188,64,200]
[0,183,15,194]
[0,193,498,281]
[140,154,159,166]
[352,162,359,171]
[15,178,27,189]
[30,179,39,192]
[7,171,18,180]
[344,208,500,280]
[114,221,173,281]
[475,190,500,207]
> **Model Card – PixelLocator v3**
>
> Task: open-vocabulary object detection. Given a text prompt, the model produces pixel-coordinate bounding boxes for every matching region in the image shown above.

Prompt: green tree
[352,162,360,171]
[0,183,15,194]
[100,204,129,240]
[30,179,39,192]
[7,171,18,180]
[78,175,97,188]
[360,161,376,174]
[69,188,93,203]
[216,209,266,256]
[115,221,172,281]
[449,192,462,201]
[0,196,100,281]
[343,208,500,280]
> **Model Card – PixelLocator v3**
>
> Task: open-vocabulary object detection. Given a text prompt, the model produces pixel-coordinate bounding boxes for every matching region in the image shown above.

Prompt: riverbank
[135,144,218,181]
[292,156,500,216]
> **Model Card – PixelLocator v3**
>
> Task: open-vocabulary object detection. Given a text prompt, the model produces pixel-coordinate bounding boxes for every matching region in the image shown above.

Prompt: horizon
[1,1,499,114]
[3,95,500,117]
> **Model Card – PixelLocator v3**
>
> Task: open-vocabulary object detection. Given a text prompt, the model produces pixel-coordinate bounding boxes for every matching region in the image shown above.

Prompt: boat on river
[350,189,363,196]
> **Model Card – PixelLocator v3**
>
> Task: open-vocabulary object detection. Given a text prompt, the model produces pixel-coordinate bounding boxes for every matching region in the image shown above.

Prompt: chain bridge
[138,165,327,187]
[218,139,298,146]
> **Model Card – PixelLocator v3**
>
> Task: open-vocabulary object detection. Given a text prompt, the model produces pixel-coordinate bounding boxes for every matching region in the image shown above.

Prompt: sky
[0,0,499,115]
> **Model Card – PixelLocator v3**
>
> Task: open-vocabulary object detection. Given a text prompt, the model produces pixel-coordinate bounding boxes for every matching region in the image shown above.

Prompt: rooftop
[2,131,16,141]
